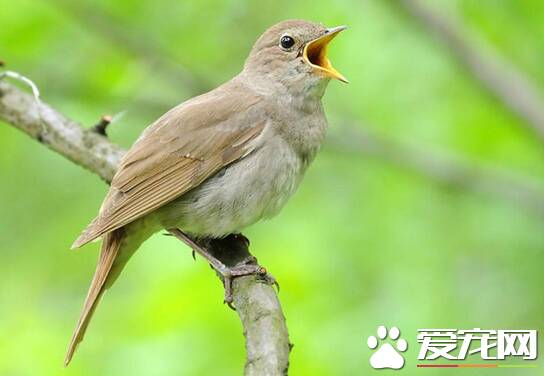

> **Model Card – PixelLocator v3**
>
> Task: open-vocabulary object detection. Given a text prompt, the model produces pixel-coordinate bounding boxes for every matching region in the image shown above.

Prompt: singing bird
[65,19,347,365]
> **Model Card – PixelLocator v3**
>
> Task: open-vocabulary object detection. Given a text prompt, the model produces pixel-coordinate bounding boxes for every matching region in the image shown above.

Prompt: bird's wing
[73,84,264,247]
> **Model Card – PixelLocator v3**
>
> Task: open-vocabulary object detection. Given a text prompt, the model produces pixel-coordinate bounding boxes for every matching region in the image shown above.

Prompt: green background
[1,0,543,375]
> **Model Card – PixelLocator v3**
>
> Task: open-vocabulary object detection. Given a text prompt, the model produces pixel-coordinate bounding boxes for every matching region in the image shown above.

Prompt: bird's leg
[167,228,275,306]
[167,228,247,275]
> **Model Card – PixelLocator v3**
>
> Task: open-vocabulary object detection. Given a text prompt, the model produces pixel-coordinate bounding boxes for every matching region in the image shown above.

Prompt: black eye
[280,35,295,50]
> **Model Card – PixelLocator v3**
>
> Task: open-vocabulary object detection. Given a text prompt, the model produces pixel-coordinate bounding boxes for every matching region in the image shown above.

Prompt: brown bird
[65,19,346,366]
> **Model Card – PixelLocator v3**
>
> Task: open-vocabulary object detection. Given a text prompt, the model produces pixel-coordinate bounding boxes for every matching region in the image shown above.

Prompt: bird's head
[243,20,347,97]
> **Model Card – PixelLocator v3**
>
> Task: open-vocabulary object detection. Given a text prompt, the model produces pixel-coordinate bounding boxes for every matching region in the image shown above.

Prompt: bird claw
[167,229,278,309]
[255,268,280,292]
[219,259,276,309]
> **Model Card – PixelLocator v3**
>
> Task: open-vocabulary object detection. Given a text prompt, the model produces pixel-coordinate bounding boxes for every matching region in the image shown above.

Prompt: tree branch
[398,0,544,144]
[3,60,544,371]
[0,80,290,375]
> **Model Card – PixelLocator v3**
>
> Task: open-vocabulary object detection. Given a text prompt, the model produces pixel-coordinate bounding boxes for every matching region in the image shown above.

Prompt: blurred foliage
[1,0,543,375]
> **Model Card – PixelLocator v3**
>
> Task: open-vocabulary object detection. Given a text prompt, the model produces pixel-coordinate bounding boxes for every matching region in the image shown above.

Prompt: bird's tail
[64,228,125,367]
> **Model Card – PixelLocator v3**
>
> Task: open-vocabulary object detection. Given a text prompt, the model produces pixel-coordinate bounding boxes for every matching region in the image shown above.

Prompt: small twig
[0,70,46,134]
[92,115,112,136]
[91,111,125,136]
[0,70,41,103]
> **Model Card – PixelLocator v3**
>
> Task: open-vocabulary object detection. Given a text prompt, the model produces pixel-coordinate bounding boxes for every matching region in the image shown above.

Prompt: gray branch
[3,61,544,372]
[398,0,544,143]
[0,80,290,376]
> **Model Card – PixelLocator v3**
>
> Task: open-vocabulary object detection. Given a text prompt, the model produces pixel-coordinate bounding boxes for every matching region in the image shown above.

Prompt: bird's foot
[167,228,278,309]
[218,256,278,309]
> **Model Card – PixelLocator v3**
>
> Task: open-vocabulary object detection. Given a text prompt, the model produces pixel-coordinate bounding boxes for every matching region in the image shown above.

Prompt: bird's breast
[159,132,306,237]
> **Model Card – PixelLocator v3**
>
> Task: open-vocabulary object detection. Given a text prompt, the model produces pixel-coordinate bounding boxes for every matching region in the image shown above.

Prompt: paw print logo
[367,325,408,369]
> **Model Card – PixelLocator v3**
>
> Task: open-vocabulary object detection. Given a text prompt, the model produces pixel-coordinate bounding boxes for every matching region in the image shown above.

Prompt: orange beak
[303,25,348,83]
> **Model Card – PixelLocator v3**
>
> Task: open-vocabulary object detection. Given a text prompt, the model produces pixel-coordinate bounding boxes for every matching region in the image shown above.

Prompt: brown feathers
[72,83,264,248]
[65,19,342,367]
[65,229,125,366]
[67,78,266,365]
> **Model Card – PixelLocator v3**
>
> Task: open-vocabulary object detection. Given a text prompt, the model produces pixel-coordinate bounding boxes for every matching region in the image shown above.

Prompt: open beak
[303,25,348,83]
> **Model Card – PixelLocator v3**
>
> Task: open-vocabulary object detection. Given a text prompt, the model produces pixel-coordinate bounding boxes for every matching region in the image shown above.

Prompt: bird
[65,19,347,366]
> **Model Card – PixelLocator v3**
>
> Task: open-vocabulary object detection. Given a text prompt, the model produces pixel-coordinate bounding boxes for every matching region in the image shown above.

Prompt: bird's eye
[280,35,295,50]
